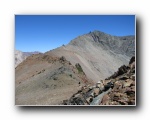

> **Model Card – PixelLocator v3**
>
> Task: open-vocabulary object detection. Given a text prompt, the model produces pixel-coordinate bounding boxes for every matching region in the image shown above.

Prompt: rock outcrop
[63,56,135,105]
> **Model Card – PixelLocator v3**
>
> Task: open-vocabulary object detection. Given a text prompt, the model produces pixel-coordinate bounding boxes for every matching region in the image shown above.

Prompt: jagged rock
[123,79,133,87]
[103,82,114,91]
[128,100,135,105]
[93,88,100,97]
[131,81,135,86]
[62,56,135,105]
[114,92,122,97]
[113,81,123,91]
[69,97,85,105]
[130,62,135,70]
[96,83,101,88]
[129,56,135,64]
[100,94,110,105]
[110,101,120,105]
[118,65,129,75]
[74,93,81,98]
[125,87,135,96]
[118,75,129,80]
[86,97,93,104]
[117,99,128,105]
[131,74,135,80]
[96,82,105,91]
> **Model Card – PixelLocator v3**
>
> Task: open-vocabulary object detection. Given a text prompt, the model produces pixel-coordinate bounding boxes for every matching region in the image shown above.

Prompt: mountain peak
[68,30,135,57]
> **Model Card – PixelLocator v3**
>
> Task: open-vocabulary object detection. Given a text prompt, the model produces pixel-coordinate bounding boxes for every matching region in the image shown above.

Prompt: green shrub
[75,63,84,74]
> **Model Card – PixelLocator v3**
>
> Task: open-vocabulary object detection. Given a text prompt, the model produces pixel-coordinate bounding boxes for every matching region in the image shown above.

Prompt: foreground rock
[62,56,135,105]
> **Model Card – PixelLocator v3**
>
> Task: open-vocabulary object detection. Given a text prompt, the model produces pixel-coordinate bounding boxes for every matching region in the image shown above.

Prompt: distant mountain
[15,50,41,67]
[45,30,135,82]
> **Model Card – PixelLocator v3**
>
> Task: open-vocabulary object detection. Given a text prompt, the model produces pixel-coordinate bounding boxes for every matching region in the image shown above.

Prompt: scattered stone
[62,56,135,105]
[118,75,129,80]
[101,94,110,105]
[59,56,66,62]
[123,79,133,87]
[129,56,135,64]
[53,77,58,80]
[131,74,135,80]
[86,97,93,104]
[93,88,100,97]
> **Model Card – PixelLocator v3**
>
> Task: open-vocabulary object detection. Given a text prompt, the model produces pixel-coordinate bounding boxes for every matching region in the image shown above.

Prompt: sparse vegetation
[38,71,41,74]
[69,74,72,77]
[53,77,58,80]
[75,63,84,74]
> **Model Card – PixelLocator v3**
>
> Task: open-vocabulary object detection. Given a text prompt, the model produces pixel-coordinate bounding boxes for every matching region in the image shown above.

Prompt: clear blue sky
[15,15,135,53]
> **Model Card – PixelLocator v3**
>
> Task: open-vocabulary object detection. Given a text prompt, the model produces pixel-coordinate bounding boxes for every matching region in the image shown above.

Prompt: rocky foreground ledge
[62,56,135,105]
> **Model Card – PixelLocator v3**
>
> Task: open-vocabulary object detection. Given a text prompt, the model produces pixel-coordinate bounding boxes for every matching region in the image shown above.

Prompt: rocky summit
[63,56,135,105]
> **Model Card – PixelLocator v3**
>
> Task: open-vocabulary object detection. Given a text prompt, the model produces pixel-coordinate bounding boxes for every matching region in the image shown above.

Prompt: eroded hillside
[15,30,135,105]
[45,31,135,82]
[63,56,135,105]
[15,54,92,105]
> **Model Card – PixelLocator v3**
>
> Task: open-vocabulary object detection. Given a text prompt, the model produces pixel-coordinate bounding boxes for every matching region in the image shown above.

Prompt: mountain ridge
[45,30,135,82]
[15,30,135,105]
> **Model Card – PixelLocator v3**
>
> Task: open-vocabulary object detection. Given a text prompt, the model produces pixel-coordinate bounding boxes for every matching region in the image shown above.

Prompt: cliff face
[63,56,135,105]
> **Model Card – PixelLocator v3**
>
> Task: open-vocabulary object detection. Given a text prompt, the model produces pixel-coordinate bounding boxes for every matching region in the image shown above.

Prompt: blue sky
[15,15,135,53]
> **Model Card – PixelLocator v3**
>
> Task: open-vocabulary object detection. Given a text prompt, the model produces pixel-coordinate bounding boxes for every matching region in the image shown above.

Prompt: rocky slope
[15,50,40,67]
[15,54,93,105]
[45,30,135,82]
[15,30,135,105]
[63,56,135,105]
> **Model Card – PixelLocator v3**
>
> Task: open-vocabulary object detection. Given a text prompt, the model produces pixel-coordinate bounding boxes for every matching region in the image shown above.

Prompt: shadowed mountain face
[15,50,41,67]
[45,31,135,82]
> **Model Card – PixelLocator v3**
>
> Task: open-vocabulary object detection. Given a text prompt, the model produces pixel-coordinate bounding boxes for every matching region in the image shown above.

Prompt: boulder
[101,94,110,105]
[118,75,129,80]
[129,56,135,64]
[118,99,128,105]
[130,62,135,70]
[86,97,93,104]
[123,79,133,87]
[96,82,105,91]
[59,56,66,62]
[93,88,100,97]
[130,74,135,80]
[70,97,85,105]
